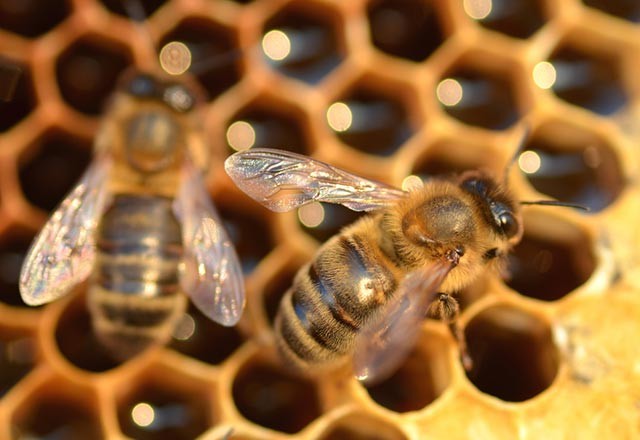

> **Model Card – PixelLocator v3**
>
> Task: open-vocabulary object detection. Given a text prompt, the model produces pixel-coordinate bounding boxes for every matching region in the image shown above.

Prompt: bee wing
[19,156,112,306]
[224,148,406,212]
[174,161,245,327]
[353,259,454,385]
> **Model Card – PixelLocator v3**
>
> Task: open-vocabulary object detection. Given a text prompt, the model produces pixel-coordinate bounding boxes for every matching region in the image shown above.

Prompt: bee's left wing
[224,148,406,212]
[353,259,454,385]
[174,161,245,327]
[19,156,112,306]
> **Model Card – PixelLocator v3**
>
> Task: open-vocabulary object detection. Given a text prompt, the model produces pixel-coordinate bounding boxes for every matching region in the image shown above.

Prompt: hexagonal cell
[466,0,546,39]
[317,412,408,440]
[55,294,121,372]
[232,359,321,433]
[169,303,243,365]
[159,18,242,100]
[437,65,520,130]
[520,123,624,212]
[0,0,69,38]
[410,139,497,179]
[19,130,92,212]
[226,99,310,154]
[464,304,559,402]
[547,43,627,115]
[0,329,37,397]
[0,61,36,132]
[55,36,131,115]
[506,212,595,301]
[299,203,364,243]
[582,0,640,22]
[263,265,299,325]
[0,230,35,307]
[262,2,344,84]
[11,384,102,439]
[365,330,451,412]
[100,0,167,18]
[117,369,212,439]
[367,0,445,62]
[215,197,274,274]
[328,80,415,156]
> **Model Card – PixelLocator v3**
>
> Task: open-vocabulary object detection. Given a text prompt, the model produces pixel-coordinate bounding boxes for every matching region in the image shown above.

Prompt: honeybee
[225,148,525,383]
[19,71,245,360]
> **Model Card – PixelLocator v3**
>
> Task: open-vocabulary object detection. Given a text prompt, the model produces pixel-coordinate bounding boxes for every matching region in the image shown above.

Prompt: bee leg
[429,293,473,371]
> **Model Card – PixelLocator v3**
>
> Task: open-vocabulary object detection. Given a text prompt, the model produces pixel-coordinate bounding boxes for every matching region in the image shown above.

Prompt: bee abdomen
[276,233,397,371]
[89,285,186,360]
[90,194,184,359]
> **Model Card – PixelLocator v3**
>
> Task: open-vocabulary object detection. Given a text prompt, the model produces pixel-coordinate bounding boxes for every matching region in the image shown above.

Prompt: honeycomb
[1,0,640,438]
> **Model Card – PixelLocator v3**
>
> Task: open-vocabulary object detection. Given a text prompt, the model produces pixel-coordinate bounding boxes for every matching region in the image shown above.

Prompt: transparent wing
[353,259,454,385]
[174,161,245,326]
[19,156,112,306]
[224,148,406,212]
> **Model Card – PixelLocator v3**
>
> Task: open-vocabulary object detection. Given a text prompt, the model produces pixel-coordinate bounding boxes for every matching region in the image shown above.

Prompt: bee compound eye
[461,178,488,197]
[163,85,194,112]
[127,74,158,98]
[498,212,519,238]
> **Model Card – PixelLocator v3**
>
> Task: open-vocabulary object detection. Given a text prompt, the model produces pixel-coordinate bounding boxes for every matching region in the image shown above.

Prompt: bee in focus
[225,148,560,384]
[20,71,245,360]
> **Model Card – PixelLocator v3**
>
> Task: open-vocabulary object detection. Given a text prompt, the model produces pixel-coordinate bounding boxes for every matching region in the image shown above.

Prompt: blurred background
[1,0,640,438]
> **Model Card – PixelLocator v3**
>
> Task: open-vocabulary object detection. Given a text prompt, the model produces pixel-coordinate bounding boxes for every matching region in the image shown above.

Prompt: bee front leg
[429,293,472,371]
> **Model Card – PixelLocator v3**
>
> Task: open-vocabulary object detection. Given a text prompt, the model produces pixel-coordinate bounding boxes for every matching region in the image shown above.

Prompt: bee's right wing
[224,148,406,212]
[19,156,112,306]
[352,259,454,385]
[174,160,245,327]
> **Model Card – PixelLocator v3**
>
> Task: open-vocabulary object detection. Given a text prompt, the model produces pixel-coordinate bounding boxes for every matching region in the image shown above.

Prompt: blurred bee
[19,72,245,360]
[225,148,554,384]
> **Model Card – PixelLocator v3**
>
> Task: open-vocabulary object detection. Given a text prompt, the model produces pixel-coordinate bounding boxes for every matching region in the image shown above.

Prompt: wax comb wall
[1,0,640,439]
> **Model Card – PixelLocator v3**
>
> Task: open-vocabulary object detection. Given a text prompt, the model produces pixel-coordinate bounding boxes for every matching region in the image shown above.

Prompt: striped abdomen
[275,218,399,371]
[89,194,186,360]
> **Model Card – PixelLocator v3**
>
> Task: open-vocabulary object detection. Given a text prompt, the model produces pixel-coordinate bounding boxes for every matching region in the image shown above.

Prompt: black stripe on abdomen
[95,194,182,299]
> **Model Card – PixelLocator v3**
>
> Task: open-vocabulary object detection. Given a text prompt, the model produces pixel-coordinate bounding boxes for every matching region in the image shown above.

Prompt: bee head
[96,70,208,174]
[458,171,523,244]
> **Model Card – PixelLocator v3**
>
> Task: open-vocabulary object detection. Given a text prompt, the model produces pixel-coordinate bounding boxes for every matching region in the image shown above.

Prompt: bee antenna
[186,44,246,75]
[121,0,158,70]
[503,125,532,185]
[520,200,590,211]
